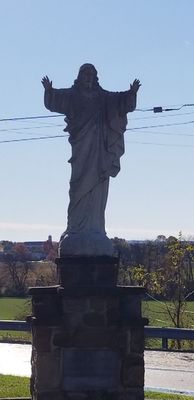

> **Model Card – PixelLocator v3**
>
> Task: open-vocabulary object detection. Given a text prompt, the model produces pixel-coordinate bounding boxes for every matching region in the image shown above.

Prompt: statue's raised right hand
[41,76,52,90]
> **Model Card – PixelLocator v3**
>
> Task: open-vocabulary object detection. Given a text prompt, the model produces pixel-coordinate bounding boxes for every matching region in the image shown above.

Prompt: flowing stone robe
[44,84,137,255]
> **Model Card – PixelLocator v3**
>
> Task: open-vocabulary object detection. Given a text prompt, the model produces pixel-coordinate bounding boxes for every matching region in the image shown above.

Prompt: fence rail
[0,320,31,332]
[145,325,194,350]
[1,320,194,350]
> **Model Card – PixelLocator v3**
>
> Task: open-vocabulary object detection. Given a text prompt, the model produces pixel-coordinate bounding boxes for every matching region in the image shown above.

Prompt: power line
[1,118,194,135]
[0,114,62,122]
[136,103,194,112]
[129,130,194,137]
[0,124,64,134]
[126,140,194,148]
[131,111,194,121]
[1,102,194,123]
[1,134,194,148]
[126,120,194,131]
[0,134,67,144]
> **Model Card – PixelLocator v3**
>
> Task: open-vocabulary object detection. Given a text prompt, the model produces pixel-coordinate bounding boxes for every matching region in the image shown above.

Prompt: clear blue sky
[0,0,194,242]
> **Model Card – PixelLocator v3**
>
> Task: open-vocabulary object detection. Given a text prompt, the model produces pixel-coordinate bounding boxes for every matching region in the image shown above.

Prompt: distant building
[0,236,56,262]
[23,235,53,261]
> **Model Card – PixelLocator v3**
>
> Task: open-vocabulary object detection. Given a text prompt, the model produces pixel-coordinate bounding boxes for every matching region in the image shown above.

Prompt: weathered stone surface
[121,354,144,388]
[119,389,144,400]
[59,232,114,257]
[89,297,105,312]
[35,392,64,400]
[64,393,89,400]
[117,330,131,354]
[53,327,118,348]
[130,327,145,353]
[29,287,62,324]
[58,285,145,298]
[32,326,52,352]
[106,306,119,326]
[62,349,120,390]
[29,262,145,400]
[83,312,105,327]
[56,256,119,287]
[34,350,62,391]
[62,298,89,313]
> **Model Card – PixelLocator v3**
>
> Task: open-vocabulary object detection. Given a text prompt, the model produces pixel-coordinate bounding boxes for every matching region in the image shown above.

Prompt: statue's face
[79,67,96,89]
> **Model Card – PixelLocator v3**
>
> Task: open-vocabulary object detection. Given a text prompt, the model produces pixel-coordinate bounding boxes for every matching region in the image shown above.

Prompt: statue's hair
[73,63,100,89]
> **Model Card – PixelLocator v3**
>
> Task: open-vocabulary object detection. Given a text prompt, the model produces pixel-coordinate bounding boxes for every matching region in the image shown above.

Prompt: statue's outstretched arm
[130,79,141,94]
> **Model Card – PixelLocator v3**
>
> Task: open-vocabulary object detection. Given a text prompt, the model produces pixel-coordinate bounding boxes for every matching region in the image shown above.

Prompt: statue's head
[74,63,99,89]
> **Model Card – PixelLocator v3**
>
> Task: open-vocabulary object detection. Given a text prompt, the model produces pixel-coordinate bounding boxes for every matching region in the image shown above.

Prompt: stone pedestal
[29,257,147,400]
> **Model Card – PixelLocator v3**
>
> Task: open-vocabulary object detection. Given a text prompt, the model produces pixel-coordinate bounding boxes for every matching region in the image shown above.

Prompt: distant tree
[127,233,194,349]
[155,235,167,242]
[1,241,14,252]
[4,243,31,296]
[161,233,194,327]
[129,264,164,295]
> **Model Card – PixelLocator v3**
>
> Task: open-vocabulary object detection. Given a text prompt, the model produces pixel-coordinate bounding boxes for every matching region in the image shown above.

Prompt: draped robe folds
[44,85,137,255]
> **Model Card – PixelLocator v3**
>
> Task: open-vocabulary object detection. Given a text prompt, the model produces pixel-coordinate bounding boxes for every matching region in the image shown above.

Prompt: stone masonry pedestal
[29,257,147,400]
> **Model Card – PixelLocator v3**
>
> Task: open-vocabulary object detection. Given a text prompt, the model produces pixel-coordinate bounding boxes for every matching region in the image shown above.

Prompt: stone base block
[58,232,114,257]
[56,256,119,287]
[29,257,147,400]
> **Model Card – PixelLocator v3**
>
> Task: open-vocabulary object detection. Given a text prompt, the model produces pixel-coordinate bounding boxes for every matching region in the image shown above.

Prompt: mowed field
[0,297,31,342]
[0,297,194,346]
[143,299,194,328]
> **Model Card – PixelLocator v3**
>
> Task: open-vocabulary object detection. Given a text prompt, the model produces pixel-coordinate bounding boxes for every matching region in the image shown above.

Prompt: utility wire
[1,135,194,147]
[1,119,194,135]
[129,130,194,137]
[126,140,194,148]
[136,103,194,112]
[0,114,62,122]
[0,124,64,134]
[0,134,67,144]
[1,103,194,123]
[126,120,194,131]
[131,111,194,121]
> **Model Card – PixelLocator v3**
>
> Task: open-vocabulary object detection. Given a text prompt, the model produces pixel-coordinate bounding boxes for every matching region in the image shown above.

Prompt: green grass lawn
[145,391,194,400]
[0,297,31,320]
[0,375,30,397]
[0,375,193,400]
[0,297,31,342]
[142,300,194,328]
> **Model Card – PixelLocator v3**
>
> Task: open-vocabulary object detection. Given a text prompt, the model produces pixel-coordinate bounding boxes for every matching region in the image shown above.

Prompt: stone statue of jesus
[42,64,141,257]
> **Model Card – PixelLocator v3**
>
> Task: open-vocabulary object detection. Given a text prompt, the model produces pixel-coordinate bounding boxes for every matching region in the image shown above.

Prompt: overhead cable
[1,134,194,148]
[126,120,194,131]
[0,134,67,144]
[0,114,62,122]
[136,103,194,112]
[1,102,194,123]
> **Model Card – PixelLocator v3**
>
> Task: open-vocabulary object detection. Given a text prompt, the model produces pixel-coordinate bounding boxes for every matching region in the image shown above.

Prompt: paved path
[145,350,194,395]
[0,344,194,395]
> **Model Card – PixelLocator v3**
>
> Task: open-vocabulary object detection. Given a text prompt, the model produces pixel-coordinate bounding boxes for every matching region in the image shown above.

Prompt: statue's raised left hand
[41,76,52,90]
[130,79,141,93]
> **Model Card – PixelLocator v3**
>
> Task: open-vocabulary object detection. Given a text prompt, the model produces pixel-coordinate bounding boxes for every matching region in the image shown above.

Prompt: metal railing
[1,320,194,350]
[0,320,31,332]
[145,325,194,350]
